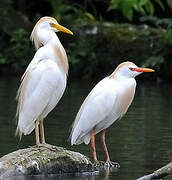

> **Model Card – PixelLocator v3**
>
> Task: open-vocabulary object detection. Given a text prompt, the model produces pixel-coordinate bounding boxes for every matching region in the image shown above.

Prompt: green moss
[0,147,95,177]
[106,24,136,42]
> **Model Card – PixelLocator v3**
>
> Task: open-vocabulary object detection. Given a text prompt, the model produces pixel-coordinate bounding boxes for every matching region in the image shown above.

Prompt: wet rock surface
[0,146,96,178]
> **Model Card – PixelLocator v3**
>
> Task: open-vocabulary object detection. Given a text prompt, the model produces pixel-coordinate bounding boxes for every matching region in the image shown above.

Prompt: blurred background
[0,0,172,81]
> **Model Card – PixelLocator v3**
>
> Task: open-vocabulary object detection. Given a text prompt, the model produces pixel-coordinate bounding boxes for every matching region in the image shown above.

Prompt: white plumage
[17,58,66,135]
[16,16,73,147]
[70,61,154,166]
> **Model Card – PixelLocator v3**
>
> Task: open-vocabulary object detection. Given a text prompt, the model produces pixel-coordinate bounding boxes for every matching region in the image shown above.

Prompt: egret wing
[71,78,117,145]
[16,58,63,135]
[16,56,41,116]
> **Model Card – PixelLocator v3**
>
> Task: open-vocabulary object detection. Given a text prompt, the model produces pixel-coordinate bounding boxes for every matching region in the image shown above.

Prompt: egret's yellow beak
[50,23,73,35]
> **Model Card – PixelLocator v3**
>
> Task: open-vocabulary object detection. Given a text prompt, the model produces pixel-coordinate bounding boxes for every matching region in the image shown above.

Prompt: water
[0,76,172,180]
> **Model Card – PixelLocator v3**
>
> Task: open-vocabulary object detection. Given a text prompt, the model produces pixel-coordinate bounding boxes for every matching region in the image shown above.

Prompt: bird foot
[93,160,105,167]
[39,143,62,151]
[93,160,120,168]
[104,161,120,168]
[30,143,62,151]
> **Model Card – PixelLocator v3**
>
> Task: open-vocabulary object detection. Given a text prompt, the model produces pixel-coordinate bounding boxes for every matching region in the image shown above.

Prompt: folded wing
[16,57,65,136]
[71,78,118,145]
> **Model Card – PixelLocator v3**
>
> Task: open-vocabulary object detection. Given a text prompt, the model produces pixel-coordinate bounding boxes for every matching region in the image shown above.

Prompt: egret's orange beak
[130,67,155,73]
[50,23,73,35]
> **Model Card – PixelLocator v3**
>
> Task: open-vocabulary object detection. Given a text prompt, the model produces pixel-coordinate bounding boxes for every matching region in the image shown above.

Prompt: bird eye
[129,67,135,71]
[50,22,54,27]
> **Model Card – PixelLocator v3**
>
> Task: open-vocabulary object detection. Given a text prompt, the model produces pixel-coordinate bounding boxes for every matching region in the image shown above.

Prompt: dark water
[0,76,172,180]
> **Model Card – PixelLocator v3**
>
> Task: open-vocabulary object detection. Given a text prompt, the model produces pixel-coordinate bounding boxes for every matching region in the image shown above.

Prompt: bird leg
[100,129,120,168]
[100,129,110,162]
[33,120,60,151]
[35,120,40,146]
[39,119,58,151]
[40,119,46,144]
[90,126,98,164]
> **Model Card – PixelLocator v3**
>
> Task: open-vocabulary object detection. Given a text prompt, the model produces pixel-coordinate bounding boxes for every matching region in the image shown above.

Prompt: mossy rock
[0,146,95,178]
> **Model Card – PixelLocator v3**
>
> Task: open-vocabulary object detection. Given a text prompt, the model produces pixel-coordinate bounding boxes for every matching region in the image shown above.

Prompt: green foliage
[66,30,97,78]
[0,28,31,72]
[50,0,72,22]
[142,29,172,72]
[0,54,7,65]
[140,16,172,28]
[50,0,95,26]
[0,0,12,6]
[108,0,164,21]
[8,28,30,69]
[0,0,171,80]
[160,29,172,46]
[142,56,164,69]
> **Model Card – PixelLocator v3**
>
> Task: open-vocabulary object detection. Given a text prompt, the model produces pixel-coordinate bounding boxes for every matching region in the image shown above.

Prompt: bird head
[30,16,73,49]
[112,61,154,78]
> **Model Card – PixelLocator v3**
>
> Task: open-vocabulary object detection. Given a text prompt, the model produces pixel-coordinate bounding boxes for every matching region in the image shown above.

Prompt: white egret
[70,61,154,166]
[16,16,73,148]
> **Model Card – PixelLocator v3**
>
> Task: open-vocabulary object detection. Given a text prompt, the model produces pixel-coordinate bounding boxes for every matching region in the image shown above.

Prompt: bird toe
[104,161,120,168]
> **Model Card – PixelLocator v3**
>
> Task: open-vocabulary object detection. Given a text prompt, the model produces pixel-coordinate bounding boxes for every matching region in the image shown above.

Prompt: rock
[0,146,95,178]
[136,162,172,180]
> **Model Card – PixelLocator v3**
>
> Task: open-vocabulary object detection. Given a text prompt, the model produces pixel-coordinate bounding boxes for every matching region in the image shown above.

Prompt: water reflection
[0,77,172,180]
[10,167,118,180]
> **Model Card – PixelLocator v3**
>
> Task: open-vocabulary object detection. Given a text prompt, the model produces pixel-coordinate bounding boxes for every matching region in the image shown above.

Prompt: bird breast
[112,78,136,119]
[53,44,69,74]
[35,42,69,75]
[95,78,136,132]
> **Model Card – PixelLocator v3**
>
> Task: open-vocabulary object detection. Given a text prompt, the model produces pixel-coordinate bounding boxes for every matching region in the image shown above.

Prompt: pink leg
[90,126,98,163]
[100,129,110,162]
[100,129,120,167]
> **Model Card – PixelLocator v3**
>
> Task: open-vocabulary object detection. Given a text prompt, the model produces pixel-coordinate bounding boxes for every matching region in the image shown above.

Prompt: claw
[104,161,120,168]
[93,160,100,167]
[33,143,58,151]
[93,160,104,167]
[40,143,57,151]
[93,160,120,168]
[29,143,64,152]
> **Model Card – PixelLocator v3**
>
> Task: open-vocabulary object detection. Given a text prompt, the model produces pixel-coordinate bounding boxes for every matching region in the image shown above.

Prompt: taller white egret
[70,61,154,166]
[16,16,73,148]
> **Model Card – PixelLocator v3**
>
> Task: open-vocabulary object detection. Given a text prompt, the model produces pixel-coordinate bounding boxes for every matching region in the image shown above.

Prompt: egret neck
[35,29,69,75]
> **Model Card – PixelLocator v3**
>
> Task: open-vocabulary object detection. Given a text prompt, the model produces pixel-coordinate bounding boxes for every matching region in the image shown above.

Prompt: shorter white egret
[70,61,154,166]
